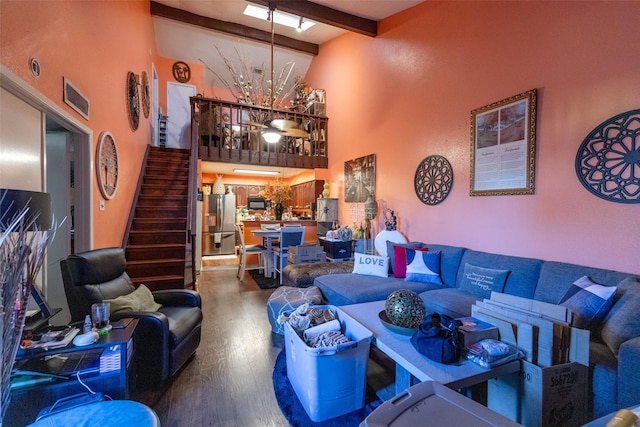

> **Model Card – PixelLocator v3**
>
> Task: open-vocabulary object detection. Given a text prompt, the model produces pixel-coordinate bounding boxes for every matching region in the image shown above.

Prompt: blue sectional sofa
[312,243,640,419]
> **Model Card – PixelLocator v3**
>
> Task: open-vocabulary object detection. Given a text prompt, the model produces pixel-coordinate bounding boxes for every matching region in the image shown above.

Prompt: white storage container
[284,305,372,422]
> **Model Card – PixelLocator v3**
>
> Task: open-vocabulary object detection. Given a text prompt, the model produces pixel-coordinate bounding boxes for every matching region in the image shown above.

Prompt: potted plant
[261,179,291,220]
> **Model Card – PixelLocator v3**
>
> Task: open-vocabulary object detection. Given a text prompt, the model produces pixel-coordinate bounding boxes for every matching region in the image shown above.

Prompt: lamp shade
[1,189,52,231]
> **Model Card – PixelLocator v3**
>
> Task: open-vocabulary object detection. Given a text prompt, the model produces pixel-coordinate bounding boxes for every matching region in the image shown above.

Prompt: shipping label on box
[521,361,588,427]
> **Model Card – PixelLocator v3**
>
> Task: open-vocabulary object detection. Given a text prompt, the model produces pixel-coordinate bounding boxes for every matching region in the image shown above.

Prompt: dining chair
[236,224,267,281]
[273,226,305,284]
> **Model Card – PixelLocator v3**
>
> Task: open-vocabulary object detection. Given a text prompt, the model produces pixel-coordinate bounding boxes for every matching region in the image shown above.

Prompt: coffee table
[338,300,520,395]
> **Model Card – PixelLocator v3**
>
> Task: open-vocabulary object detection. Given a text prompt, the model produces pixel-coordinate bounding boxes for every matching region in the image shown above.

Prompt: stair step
[143,175,189,185]
[129,230,185,245]
[140,187,188,197]
[127,259,185,277]
[132,218,188,230]
[137,196,187,208]
[135,207,187,218]
[126,244,186,261]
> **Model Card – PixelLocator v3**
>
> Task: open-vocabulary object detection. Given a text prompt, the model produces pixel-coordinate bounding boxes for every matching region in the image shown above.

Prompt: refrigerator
[203,193,236,255]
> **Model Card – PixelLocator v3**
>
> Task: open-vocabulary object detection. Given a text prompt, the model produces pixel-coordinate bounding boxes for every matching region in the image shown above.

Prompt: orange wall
[1,0,158,248]
[305,1,640,274]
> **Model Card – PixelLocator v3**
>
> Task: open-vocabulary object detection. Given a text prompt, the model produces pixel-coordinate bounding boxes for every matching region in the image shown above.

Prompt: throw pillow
[386,241,423,274]
[600,277,640,355]
[352,252,389,278]
[104,284,162,315]
[393,246,429,278]
[459,263,510,299]
[559,276,617,330]
[405,249,442,284]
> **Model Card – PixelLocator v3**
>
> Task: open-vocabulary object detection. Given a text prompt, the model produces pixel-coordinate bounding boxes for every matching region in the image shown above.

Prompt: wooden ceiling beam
[248,0,378,37]
[150,1,319,55]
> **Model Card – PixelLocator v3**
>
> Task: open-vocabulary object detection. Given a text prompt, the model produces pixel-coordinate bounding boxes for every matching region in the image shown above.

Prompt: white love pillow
[352,252,389,278]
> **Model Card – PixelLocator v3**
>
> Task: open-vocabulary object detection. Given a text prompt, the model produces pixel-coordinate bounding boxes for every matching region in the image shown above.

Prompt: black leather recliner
[60,247,203,389]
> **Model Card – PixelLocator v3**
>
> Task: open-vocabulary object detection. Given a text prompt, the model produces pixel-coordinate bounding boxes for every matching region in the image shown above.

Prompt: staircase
[124,146,193,291]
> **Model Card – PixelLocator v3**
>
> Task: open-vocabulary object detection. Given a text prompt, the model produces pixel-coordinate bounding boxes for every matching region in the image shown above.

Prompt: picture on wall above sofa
[345,154,376,203]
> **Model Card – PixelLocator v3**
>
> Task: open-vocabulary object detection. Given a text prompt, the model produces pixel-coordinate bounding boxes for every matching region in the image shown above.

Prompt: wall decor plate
[414,155,453,205]
[141,71,150,119]
[575,109,640,204]
[172,61,191,83]
[96,131,119,200]
[126,71,140,131]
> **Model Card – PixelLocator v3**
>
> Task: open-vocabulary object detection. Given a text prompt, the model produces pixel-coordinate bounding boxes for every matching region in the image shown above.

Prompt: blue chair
[273,227,305,285]
[236,224,267,281]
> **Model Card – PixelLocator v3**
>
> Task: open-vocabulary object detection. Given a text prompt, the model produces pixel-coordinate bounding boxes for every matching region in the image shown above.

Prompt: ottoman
[267,286,325,334]
[282,261,355,288]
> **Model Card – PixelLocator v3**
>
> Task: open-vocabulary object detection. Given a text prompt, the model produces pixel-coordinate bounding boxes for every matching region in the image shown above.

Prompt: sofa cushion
[419,288,479,319]
[458,263,510,299]
[353,252,389,278]
[421,244,467,287]
[405,250,443,284]
[313,273,440,306]
[457,250,542,299]
[600,277,640,355]
[387,241,423,275]
[559,276,616,330]
[104,284,162,314]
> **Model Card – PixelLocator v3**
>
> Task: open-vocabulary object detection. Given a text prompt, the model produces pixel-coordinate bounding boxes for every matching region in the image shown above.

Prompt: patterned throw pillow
[352,252,389,278]
[393,246,428,278]
[405,249,442,284]
[387,241,423,274]
[560,276,617,330]
[459,263,510,299]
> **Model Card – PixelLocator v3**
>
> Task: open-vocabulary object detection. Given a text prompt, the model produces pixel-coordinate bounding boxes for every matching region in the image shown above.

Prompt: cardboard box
[288,245,326,264]
[456,316,500,348]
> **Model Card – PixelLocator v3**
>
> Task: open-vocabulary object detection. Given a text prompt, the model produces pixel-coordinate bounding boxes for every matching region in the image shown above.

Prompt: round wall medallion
[172,61,191,83]
[141,71,150,119]
[575,109,640,204]
[126,71,140,131]
[414,155,453,205]
[96,131,119,200]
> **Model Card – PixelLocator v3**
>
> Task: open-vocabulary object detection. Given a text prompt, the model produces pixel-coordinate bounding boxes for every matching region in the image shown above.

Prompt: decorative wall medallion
[414,155,453,205]
[96,131,119,200]
[126,71,140,131]
[141,71,150,119]
[172,61,191,83]
[575,109,640,204]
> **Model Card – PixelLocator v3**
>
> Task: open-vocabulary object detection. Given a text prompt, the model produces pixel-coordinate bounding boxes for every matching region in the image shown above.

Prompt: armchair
[60,247,202,389]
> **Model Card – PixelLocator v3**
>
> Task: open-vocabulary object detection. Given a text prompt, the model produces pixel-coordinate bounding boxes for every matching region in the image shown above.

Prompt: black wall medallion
[414,155,453,205]
[575,109,640,204]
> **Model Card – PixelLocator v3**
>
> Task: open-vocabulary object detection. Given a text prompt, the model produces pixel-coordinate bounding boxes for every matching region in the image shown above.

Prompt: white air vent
[29,58,41,78]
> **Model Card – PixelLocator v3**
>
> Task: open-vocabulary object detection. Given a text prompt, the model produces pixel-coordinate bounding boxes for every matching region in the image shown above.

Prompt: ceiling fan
[252,4,309,143]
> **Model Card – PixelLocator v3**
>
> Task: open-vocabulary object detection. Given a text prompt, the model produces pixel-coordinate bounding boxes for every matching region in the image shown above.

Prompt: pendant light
[262,4,282,144]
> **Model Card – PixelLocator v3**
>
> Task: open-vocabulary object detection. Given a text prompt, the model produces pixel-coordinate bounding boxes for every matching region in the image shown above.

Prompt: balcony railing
[191,97,328,169]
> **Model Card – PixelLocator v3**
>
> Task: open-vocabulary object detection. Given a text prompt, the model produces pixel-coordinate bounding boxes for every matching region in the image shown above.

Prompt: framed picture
[345,154,376,203]
[470,89,537,196]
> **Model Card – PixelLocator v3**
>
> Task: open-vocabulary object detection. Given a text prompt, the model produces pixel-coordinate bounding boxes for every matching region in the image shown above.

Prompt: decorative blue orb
[385,289,426,329]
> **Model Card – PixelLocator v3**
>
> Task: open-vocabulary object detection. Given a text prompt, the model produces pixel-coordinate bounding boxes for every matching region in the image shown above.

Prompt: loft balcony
[190,97,328,169]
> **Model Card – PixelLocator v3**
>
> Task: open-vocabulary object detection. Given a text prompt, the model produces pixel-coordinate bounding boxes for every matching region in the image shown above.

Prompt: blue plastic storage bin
[284,305,372,422]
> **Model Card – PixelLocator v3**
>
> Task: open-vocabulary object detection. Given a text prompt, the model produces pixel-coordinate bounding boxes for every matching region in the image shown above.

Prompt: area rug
[249,269,281,289]
[272,348,382,426]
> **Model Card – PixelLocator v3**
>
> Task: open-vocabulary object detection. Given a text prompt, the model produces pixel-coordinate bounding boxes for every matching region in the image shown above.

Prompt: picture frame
[344,154,376,203]
[470,89,537,196]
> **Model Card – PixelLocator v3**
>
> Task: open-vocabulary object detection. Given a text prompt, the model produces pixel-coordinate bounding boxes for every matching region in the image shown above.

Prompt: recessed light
[233,168,280,175]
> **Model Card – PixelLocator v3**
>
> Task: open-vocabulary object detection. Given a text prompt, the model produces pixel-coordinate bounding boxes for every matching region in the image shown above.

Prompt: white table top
[338,300,520,390]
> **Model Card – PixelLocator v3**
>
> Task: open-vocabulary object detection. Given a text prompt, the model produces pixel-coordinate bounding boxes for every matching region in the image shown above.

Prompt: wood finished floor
[151,257,289,427]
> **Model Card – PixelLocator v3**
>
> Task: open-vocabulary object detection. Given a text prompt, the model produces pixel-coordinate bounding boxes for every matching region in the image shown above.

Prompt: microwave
[247,196,268,210]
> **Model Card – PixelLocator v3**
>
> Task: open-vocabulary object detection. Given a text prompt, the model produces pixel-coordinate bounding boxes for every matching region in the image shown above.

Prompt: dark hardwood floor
[151,258,289,426]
